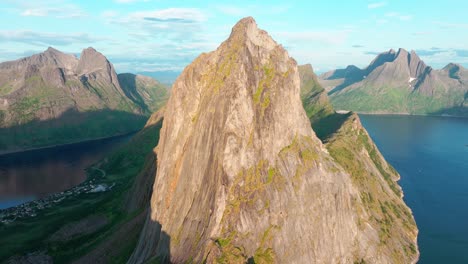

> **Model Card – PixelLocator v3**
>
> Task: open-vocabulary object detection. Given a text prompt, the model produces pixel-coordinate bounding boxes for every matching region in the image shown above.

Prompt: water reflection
[0,134,134,209]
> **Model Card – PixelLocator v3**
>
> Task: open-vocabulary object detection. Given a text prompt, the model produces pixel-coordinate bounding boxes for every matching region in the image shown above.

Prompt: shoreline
[345,111,468,119]
[0,131,139,156]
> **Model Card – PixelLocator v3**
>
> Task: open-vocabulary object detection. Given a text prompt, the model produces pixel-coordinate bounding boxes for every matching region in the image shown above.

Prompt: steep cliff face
[0,47,168,151]
[130,17,418,264]
[302,62,419,263]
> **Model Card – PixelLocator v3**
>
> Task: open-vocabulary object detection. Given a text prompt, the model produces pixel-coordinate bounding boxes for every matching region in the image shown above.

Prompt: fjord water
[0,134,134,210]
[359,114,468,263]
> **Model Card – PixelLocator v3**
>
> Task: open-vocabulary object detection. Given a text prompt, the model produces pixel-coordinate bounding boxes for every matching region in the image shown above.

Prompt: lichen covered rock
[129,17,418,264]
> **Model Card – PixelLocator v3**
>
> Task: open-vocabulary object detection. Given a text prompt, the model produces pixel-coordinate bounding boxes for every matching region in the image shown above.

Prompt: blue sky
[0,0,467,74]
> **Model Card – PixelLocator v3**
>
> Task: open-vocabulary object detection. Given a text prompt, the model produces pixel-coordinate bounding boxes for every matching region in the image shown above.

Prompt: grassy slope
[301,70,419,263]
[324,115,418,262]
[0,117,162,263]
[330,84,466,116]
[299,65,337,140]
[0,73,169,152]
[0,110,148,153]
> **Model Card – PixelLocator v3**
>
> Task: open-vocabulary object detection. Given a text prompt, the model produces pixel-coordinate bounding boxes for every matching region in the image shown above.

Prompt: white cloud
[368,2,387,9]
[101,10,119,19]
[385,12,399,17]
[275,30,349,46]
[385,12,413,21]
[128,8,206,22]
[100,8,214,72]
[21,9,48,17]
[14,1,86,18]
[0,30,106,46]
[399,15,412,21]
[114,0,149,3]
[217,6,245,16]
[419,49,468,68]
[412,31,433,36]
[433,21,468,29]
[217,4,290,16]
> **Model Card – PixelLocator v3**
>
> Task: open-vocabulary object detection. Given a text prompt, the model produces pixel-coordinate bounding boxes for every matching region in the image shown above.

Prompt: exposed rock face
[0,47,168,151]
[301,67,419,263]
[75,47,122,98]
[321,48,468,116]
[129,17,418,264]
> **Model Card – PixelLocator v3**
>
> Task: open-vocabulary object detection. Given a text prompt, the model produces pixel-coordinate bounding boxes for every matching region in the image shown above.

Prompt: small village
[0,180,114,225]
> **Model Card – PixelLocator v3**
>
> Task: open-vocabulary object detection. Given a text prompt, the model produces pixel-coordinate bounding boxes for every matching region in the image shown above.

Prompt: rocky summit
[129,17,418,263]
[0,47,168,152]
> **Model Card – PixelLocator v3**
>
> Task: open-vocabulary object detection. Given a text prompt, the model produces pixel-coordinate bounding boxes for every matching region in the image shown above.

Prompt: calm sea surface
[0,134,134,210]
[359,114,468,264]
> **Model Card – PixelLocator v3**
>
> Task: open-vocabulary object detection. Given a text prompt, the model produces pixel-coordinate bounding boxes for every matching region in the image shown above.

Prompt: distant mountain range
[0,47,169,152]
[320,48,468,116]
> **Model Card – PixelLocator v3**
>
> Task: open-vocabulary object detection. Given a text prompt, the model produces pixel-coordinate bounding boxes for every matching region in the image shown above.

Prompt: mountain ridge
[0,47,169,152]
[320,48,468,116]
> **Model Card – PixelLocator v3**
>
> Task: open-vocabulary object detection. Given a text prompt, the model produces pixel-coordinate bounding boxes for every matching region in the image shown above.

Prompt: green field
[330,85,466,116]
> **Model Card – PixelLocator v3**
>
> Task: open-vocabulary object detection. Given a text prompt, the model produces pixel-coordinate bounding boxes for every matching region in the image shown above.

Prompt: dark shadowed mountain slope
[118,73,169,113]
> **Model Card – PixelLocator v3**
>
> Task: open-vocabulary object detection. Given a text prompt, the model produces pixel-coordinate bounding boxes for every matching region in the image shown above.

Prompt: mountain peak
[78,47,107,68]
[444,62,464,70]
[227,16,276,50]
[301,63,314,72]
[80,47,101,57]
[76,47,120,89]
[395,48,409,59]
[345,65,360,71]
[365,49,399,74]
[443,62,465,80]
[45,46,61,54]
[29,46,78,70]
[42,47,70,60]
[407,49,427,77]
[232,16,256,30]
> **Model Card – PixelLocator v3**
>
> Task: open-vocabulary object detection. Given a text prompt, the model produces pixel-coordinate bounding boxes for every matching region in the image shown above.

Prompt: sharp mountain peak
[226,16,278,51]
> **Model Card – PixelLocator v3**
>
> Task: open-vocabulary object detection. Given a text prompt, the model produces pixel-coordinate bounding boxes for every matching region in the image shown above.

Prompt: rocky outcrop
[75,47,124,104]
[129,17,418,264]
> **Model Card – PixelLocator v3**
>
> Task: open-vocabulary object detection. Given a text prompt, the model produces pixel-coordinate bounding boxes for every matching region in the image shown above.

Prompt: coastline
[0,131,139,156]
[346,111,468,119]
